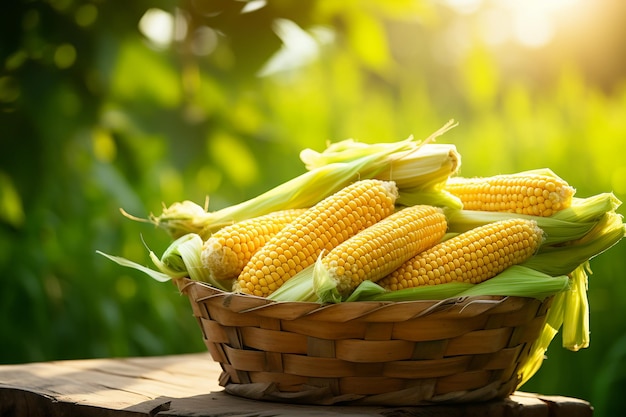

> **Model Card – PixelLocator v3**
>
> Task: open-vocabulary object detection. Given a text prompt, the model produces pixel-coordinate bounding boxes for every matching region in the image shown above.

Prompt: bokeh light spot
[54,43,77,69]
[139,8,174,47]
[75,4,98,27]
[0,76,20,103]
[92,128,117,163]
[190,26,218,56]
[513,10,553,48]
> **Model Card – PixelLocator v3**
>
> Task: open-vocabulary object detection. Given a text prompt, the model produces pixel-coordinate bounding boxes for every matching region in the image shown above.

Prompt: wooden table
[0,352,592,416]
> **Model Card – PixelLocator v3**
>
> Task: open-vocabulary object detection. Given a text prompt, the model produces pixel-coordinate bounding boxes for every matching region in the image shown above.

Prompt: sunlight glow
[513,8,554,48]
[477,9,511,46]
[139,8,174,47]
[444,0,585,48]
[444,0,483,14]
[504,0,583,47]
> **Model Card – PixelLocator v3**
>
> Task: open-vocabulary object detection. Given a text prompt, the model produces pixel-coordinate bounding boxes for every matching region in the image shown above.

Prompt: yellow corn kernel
[445,174,575,217]
[318,205,447,300]
[378,218,544,290]
[201,209,307,281]
[234,179,398,297]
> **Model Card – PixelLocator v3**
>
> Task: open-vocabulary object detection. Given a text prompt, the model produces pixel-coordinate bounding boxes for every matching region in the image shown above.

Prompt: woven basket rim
[176,277,514,304]
[174,277,536,322]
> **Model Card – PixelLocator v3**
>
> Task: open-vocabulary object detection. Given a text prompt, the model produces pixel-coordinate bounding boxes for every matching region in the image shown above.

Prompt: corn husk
[267,264,317,302]
[523,210,626,276]
[97,233,232,291]
[563,262,591,351]
[517,289,565,386]
[301,140,461,191]
[517,262,593,386]
[269,263,570,304]
[344,265,569,302]
[128,121,460,240]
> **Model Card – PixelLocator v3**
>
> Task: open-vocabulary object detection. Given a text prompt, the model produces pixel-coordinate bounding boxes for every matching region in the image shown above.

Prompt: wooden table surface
[0,352,592,417]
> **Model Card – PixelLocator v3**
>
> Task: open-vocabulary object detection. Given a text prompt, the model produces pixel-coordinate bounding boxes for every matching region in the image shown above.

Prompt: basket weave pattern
[175,278,552,405]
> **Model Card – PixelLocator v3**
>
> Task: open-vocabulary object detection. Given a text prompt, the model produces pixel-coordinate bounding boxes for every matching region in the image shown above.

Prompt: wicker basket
[175,277,553,406]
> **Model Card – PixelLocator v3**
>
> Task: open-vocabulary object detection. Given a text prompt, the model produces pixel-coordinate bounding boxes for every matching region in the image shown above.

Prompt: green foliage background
[1,1,625,415]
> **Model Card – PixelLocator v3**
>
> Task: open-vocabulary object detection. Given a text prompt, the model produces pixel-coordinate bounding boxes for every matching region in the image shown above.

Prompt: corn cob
[444,173,575,217]
[234,179,398,297]
[314,205,447,302]
[201,209,307,282]
[377,218,544,290]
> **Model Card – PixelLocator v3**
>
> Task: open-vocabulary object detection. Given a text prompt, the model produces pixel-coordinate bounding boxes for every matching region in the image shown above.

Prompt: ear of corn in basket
[201,208,307,282]
[234,179,398,297]
[444,169,575,217]
[311,205,448,303]
[376,218,544,291]
[125,121,460,240]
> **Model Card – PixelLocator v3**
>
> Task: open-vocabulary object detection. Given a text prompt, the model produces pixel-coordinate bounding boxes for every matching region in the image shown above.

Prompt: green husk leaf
[518,261,602,388]
[562,262,591,351]
[397,189,463,210]
[98,233,231,291]
[348,280,472,302]
[552,192,622,223]
[346,266,568,302]
[457,266,569,300]
[517,289,566,387]
[312,253,343,304]
[344,280,388,301]
[96,250,173,282]
[267,265,318,302]
[522,211,626,276]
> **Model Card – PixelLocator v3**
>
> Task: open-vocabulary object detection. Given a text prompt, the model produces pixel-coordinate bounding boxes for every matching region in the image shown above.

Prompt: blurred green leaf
[208,131,259,188]
[110,39,182,107]
[0,172,24,228]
